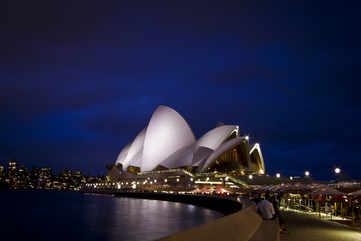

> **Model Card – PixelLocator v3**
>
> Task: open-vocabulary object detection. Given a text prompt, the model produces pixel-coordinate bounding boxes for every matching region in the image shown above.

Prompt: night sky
[2,1,361,179]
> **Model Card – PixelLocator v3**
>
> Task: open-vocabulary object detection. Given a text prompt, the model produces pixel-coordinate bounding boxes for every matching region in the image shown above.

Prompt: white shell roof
[114,105,264,173]
[159,143,195,168]
[141,105,196,171]
[196,125,239,150]
[129,148,143,167]
[115,143,131,165]
[192,146,213,166]
[199,136,248,172]
[249,143,265,171]
[121,128,146,171]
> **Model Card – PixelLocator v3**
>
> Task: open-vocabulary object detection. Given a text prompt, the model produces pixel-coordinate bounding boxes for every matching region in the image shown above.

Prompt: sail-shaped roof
[141,106,196,171]
[196,125,239,150]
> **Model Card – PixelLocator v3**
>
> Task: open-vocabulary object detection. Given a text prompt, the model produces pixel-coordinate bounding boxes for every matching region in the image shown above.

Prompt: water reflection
[0,191,223,241]
[98,197,224,241]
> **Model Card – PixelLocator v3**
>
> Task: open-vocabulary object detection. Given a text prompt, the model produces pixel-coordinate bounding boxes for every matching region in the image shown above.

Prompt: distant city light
[245,135,249,141]
[335,168,341,174]
[176,178,179,182]
[164,179,167,183]
[276,173,280,178]
[248,174,253,180]
[290,176,293,180]
[305,171,310,177]
[259,169,265,175]
[190,178,194,182]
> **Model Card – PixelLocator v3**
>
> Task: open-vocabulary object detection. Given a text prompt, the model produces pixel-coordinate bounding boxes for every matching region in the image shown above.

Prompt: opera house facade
[109,106,265,180]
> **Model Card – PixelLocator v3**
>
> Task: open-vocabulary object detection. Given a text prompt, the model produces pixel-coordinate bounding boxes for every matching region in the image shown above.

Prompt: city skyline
[2,2,361,180]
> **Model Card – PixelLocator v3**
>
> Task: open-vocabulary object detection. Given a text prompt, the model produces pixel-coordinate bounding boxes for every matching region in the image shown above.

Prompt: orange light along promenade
[81,187,280,241]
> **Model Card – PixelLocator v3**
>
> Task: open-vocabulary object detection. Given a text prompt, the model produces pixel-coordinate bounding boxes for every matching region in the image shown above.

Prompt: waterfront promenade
[280,210,361,241]
[82,187,361,240]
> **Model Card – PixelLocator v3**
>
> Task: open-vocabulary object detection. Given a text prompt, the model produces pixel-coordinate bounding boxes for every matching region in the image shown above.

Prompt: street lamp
[276,173,280,178]
[305,171,310,177]
[334,167,341,174]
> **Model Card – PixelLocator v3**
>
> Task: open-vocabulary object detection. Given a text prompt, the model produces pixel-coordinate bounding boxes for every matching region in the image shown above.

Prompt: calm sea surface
[0,190,224,241]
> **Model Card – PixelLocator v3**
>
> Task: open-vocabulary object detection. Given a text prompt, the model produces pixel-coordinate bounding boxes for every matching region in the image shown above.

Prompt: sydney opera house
[108,106,265,181]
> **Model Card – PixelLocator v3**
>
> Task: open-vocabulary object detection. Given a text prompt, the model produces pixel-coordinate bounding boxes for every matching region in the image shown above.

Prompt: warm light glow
[290,176,293,180]
[259,169,264,175]
[164,179,167,183]
[195,181,222,184]
[335,167,341,174]
[305,171,310,176]
[176,178,179,182]
[190,178,194,182]
[245,135,249,141]
[276,173,280,178]
[248,174,253,180]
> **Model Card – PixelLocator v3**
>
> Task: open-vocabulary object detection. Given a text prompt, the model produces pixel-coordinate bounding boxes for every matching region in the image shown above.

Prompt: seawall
[114,191,243,215]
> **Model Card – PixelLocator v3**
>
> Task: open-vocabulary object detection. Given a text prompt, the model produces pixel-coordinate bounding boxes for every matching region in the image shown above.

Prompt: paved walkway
[281,210,361,241]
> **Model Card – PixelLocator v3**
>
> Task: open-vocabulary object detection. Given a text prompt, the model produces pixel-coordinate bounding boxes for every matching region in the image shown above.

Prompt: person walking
[256,197,275,220]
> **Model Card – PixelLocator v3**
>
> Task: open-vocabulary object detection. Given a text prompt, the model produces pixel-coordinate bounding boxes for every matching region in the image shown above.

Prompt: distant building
[0,165,4,177]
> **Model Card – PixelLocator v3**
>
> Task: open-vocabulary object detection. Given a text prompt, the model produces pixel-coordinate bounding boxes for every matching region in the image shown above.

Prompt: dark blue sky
[2,1,361,179]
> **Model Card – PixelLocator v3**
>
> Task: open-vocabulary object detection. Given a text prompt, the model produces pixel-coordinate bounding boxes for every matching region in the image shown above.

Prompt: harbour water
[0,190,223,241]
